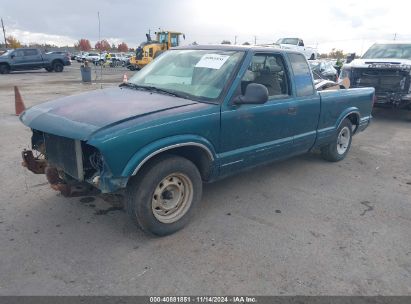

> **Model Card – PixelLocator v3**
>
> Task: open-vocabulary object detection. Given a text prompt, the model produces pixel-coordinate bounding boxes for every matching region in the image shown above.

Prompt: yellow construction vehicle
[128,30,185,71]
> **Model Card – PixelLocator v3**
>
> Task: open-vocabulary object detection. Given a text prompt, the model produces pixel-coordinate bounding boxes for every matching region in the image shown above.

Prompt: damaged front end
[22,130,128,196]
[342,63,411,109]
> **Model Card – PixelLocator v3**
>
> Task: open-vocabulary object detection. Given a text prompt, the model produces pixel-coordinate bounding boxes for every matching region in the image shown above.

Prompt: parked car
[71,53,80,60]
[84,52,101,62]
[76,52,89,62]
[340,41,411,108]
[20,45,374,236]
[0,48,71,73]
[276,38,318,60]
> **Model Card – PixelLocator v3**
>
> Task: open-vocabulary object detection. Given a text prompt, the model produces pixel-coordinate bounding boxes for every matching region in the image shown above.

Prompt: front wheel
[0,64,10,74]
[126,155,202,236]
[321,119,353,162]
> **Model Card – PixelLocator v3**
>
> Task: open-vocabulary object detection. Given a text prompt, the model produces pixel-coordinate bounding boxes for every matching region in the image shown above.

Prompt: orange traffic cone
[123,73,128,83]
[14,86,26,116]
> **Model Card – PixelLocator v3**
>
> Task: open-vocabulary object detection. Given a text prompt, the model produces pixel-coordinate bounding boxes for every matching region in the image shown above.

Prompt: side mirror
[234,83,269,105]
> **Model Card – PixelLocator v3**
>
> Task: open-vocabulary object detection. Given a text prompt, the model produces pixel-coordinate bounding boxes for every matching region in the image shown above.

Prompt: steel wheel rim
[337,126,350,155]
[151,173,193,224]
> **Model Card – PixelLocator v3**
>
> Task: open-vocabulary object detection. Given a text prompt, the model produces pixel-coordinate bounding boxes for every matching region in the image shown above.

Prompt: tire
[126,155,202,236]
[309,53,315,60]
[0,64,10,74]
[45,67,53,72]
[53,61,64,72]
[321,119,353,162]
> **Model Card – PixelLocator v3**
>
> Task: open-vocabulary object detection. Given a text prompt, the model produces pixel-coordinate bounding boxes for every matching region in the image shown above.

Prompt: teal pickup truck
[20,45,374,235]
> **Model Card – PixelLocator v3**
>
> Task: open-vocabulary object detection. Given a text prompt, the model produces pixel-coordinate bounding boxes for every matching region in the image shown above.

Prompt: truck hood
[348,58,411,69]
[20,87,199,140]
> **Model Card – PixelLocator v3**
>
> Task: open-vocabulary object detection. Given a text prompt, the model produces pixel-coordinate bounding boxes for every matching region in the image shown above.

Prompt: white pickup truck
[276,38,317,60]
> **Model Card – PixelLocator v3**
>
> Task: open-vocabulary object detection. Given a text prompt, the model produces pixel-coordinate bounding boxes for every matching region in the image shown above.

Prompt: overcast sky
[0,0,410,54]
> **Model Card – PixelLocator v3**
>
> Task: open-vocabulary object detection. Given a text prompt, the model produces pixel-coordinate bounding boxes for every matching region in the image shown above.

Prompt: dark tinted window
[288,53,314,97]
[24,49,39,56]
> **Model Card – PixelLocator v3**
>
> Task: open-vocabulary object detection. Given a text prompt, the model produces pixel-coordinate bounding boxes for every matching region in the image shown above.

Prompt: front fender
[121,134,217,177]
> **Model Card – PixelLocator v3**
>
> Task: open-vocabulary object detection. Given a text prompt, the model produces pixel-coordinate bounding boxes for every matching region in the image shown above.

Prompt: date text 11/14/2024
[149,296,257,303]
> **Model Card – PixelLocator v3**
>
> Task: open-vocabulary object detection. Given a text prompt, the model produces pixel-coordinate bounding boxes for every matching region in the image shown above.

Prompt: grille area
[44,133,84,180]
[351,68,410,94]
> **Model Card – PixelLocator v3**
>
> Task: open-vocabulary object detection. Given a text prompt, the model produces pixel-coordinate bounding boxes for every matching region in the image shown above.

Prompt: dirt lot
[0,62,410,295]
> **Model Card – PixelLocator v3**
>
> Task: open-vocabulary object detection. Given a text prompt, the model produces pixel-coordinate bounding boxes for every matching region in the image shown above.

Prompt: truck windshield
[1,50,13,57]
[276,38,298,45]
[362,44,411,59]
[128,49,244,102]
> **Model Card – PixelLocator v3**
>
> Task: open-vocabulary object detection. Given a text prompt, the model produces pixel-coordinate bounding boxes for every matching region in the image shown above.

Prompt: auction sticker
[195,54,230,69]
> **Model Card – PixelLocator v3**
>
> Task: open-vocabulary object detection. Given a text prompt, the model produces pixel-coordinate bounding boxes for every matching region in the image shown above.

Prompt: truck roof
[173,44,299,54]
[372,41,411,45]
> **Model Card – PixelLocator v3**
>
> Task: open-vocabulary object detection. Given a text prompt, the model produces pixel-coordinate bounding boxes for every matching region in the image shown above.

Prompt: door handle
[288,106,297,115]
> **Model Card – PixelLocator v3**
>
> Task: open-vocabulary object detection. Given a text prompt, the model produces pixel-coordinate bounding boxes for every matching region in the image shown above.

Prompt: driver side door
[219,52,294,176]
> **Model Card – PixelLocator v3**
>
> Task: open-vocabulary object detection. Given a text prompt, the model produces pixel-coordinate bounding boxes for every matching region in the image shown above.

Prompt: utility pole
[394,33,397,40]
[254,35,257,45]
[97,11,102,88]
[1,18,6,48]
[234,36,237,45]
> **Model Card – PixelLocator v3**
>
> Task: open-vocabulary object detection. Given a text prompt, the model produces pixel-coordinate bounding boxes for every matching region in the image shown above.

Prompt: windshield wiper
[120,83,190,99]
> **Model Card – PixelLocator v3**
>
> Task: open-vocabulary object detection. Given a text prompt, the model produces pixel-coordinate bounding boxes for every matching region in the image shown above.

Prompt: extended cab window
[288,53,314,97]
[241,54,289,98]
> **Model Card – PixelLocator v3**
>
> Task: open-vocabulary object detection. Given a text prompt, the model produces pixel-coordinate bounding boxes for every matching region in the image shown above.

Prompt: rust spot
[21,150,46,174]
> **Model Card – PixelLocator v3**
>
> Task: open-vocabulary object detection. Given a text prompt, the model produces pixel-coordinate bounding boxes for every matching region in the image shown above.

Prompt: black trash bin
[80,65,92,82]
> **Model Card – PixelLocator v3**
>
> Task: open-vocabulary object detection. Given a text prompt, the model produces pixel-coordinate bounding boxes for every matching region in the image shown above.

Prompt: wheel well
[0,62,10,68]
[136,146,214,182]
[346,113,360,133]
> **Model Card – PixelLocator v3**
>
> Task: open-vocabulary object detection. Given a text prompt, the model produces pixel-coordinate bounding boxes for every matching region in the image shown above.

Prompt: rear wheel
[309,53,315,60]
[321,119,353,162]
[53,61,64,72]
[0,64,10,74]
[126,155,202,236]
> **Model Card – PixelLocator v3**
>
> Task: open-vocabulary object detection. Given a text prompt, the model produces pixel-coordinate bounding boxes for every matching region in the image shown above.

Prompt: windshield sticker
[195,54,230,69]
